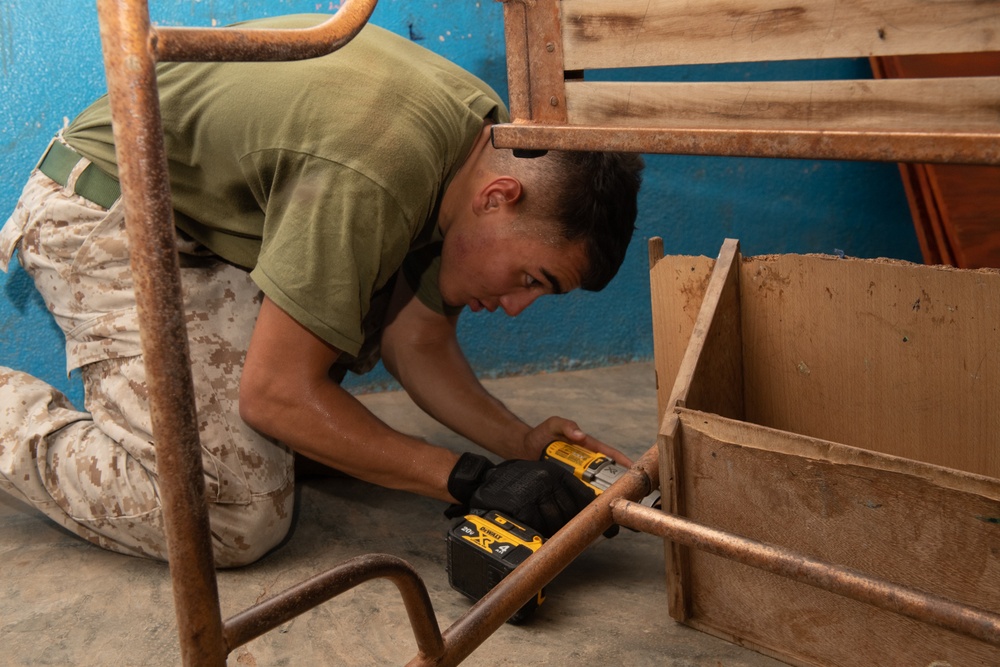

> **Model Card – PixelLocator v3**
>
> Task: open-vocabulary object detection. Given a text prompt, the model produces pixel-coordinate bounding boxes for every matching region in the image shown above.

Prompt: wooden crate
[650,239,1000,666]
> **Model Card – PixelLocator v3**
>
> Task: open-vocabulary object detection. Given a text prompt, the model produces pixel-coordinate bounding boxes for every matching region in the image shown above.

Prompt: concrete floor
[1,362,784,666]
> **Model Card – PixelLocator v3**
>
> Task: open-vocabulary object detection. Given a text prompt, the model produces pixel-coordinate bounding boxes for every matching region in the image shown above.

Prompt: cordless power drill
[445,441,660,622]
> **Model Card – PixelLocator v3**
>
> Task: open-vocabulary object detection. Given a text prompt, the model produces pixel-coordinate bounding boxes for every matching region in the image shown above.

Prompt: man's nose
[499,290,540,317]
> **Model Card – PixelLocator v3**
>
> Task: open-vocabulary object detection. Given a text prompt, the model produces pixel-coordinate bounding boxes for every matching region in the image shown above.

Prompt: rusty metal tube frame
[223,554,444,659]
[96,1,226,663]
[94,1,378,665]
[490,124,1000,166]
[406,447,662,667]
[611,498,1000,648]
[153,0,378,62]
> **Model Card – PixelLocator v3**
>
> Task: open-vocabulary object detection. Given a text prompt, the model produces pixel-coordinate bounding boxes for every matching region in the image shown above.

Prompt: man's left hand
[521,417,634,468]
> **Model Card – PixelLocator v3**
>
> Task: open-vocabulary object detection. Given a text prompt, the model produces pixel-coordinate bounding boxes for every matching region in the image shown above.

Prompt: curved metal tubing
[153,0,378,62]
[611,498,1000,648]
[223,554,444,660]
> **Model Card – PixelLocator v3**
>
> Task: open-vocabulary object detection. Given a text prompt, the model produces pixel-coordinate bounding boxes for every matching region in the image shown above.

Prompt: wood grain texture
[739,253,1000,479]
[654,239,745,421]
[501,0,532,122]
[675,409,1000,666]
[560,0,1000,69]
[682,242,745,423]
[497,0,1000,163]
[659,412,690,621]
[652,246,1000,664]
[649,252,715,421]
[650,240,743,621]
[653,240,745,624]
[564,78,1000,133]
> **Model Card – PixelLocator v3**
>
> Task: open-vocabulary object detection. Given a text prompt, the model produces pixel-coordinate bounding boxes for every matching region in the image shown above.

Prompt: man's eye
[526,275,541,288]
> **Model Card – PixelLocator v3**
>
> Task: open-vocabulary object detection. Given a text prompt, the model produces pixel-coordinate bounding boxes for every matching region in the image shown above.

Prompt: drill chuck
[544,440,661,509]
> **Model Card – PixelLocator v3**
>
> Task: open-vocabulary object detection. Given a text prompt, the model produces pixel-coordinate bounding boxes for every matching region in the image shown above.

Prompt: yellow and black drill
[446,441,660,622]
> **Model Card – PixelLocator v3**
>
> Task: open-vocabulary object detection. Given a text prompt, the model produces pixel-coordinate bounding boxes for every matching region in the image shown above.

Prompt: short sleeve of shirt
[247,149,413,356]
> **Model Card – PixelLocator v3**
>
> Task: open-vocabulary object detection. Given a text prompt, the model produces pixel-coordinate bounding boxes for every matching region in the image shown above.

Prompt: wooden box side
[650,238,745,423]
[738,254,1000,479]
[649,251,714,422]
[676,409,1000,666]
[653,238,747,622]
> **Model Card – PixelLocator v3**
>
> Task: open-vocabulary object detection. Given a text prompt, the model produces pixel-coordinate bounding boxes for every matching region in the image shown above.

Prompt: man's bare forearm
[386,332,534,460]
[240,296,460,502]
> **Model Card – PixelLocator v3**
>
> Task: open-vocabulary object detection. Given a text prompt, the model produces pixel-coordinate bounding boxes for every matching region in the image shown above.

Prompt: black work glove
[446,453,598,538]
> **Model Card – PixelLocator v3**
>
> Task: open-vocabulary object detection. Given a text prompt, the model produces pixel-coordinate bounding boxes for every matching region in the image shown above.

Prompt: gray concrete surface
[1,362,783,666]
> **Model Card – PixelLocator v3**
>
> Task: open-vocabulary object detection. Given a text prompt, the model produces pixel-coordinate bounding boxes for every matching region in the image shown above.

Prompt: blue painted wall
[0,1,921,407]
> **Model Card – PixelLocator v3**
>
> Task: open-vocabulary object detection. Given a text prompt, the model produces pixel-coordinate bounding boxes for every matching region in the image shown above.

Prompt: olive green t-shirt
[65,15,507,357]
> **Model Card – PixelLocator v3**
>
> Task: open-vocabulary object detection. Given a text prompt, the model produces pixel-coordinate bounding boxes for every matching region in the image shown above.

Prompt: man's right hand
[447,453,597,537]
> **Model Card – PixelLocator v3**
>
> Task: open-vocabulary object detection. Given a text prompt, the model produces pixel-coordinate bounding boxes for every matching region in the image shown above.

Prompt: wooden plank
[648,251,715,421]
[490,123,1000,165]
[561,0,1000,70]
[662,239,745,420]
[564,78,1000,134]
[658,412,690,622]
[683,243,745,422]
[646,236,664,273]
[652,240,745,623]
[676,409,1000,666]
[738,253,1000,479]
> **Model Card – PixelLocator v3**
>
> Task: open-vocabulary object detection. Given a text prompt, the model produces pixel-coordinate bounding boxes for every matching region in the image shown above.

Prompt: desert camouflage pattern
[0,150,294,567]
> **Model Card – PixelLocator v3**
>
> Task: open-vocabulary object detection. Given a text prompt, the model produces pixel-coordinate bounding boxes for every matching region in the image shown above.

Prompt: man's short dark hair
[521,151,645,291]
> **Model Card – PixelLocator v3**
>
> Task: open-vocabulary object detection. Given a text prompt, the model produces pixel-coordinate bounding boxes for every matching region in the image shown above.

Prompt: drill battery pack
[446,510,546,624]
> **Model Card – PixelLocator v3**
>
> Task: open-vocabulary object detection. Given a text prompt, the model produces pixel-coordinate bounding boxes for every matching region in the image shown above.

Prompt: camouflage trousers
[0,150,294,568]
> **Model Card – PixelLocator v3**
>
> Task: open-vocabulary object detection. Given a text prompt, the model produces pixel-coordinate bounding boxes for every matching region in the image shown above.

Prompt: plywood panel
[649,252,715,420]
[565,78,1000,134]
[561,0,1000,70]
[659,412,690,621]
[676,410,1000,666]
[682,243,744,422]
[653,240,745,422]
[739,254,1000,479]
[653,239,745,624]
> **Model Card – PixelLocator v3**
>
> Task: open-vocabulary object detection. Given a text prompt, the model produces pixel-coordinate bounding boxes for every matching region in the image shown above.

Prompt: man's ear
[474,176,523,214]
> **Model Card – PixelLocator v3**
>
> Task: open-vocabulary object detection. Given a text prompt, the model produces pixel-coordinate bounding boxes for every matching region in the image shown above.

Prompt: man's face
[438,214,588,316]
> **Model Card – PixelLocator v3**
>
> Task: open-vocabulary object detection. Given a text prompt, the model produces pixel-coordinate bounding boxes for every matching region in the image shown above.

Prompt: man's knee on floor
[210,491,294,568]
